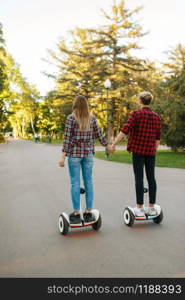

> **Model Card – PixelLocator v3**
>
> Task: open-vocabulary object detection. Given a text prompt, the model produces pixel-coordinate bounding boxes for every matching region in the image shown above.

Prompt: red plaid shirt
[121,107,161,156]
[62,114,108,157]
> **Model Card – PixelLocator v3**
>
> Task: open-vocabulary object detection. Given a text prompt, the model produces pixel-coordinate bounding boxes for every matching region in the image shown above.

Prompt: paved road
[0,139,185,278]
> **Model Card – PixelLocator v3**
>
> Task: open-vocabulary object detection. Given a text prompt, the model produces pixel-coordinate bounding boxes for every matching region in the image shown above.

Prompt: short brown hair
[139,91,153,105]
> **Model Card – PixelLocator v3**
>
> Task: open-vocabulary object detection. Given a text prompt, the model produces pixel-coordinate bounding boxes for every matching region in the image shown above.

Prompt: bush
[0,134,5,143]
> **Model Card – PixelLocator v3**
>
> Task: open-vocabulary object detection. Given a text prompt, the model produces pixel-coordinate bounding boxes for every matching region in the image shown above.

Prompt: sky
[0,0,185,96]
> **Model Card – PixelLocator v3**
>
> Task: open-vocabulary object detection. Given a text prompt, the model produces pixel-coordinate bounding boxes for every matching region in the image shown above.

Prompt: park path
[0,139,185,278]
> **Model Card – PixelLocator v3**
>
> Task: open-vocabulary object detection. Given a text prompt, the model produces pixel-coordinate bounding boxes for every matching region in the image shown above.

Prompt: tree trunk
[30,116,35,135]
[22,118,25,138]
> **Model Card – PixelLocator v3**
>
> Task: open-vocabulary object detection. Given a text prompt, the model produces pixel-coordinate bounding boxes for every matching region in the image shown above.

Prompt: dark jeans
[132,152,157,205]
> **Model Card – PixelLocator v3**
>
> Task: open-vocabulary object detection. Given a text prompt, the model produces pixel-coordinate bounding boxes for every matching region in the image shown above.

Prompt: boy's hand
[111,143,116,152]
[106,144,115,154]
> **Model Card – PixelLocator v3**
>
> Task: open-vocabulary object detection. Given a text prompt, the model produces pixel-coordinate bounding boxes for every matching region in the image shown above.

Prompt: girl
[59,95,111,224]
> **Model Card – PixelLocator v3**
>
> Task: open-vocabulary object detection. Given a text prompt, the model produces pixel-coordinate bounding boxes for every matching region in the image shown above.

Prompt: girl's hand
[106,144,115,154]
[59,160,65,167]
[59,152,66,167]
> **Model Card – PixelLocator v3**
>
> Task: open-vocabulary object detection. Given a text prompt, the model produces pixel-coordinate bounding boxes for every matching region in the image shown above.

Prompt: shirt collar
[141,106,151,110]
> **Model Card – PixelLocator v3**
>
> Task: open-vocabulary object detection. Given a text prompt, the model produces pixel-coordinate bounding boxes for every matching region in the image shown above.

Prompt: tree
[46,27,111,135]
[36,90,66,139]
[155,44,185,150]
[86,0,149,139]
[46,0,150,139]
[0,23,8,139]
[8,81,40,138]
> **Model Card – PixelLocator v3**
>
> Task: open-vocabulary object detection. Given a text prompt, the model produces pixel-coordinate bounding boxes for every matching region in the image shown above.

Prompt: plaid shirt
[62,114,108,157]
[121,107,161,156]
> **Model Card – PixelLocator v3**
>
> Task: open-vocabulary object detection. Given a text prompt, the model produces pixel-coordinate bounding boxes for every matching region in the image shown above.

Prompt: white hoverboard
[58,188,102,235]
[123,188,163,226]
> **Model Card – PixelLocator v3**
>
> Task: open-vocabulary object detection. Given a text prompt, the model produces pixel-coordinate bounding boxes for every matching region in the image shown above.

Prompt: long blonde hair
[72,95,91,131]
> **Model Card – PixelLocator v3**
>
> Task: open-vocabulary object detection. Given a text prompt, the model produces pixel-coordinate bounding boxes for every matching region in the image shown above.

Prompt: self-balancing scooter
[58,188,102,235]
[123,188,163,226]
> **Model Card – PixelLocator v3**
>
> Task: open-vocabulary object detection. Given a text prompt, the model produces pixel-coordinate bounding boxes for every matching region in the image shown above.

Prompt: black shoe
[83,212,94,223]
[69,213,81,224]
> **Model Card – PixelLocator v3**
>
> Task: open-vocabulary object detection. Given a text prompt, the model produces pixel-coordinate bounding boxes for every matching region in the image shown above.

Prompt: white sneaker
[134,207,145,217]
[147,207,157,216]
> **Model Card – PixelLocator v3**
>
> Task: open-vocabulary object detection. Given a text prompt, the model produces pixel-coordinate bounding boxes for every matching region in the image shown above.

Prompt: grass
[95,150,185,169]
[38,138,101,145]
[49,139,127,146]
[24,137,102,145]
[33,138,126,146]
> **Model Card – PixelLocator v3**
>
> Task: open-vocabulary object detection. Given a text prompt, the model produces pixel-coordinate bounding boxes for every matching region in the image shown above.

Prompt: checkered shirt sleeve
[62,115,73,153]
[92,116,108,147]
[121,111,136,135]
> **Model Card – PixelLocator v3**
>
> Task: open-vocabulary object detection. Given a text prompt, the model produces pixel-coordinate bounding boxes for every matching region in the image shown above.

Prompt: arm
[156,139,160,149]
[120,111,136,135]
[156,116,161,150]
[112,131,125,147]
[59,151,66,167]
[93,116,108,147]
[59,115,73,167]
[92,116,114,154]
[111,112,135,152]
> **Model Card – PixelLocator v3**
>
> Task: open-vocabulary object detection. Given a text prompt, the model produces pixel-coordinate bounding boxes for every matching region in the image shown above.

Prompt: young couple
[59,92,161,224]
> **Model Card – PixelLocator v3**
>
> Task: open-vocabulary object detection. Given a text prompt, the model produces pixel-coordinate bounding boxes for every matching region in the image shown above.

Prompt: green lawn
[37,138,127,146]
[95,150,185,169]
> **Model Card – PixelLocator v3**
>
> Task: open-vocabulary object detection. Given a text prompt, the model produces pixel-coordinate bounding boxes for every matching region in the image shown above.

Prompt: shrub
[0,134,5,143]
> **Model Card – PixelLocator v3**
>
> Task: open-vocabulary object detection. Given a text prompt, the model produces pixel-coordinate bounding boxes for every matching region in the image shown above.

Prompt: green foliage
[0,23,40,138]
[8,81,40,138]
[153,44,185,151]
[36,90,72,138]
[0,53,6,93]
[0,133,5,143]
[46,0,151,138]
[0,23,7,129]
[1,2,185,152]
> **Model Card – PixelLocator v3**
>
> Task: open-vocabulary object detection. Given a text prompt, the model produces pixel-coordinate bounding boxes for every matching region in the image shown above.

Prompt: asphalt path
[0,139,185,278]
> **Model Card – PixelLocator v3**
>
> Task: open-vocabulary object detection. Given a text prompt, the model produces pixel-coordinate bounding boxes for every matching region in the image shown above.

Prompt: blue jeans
[68,153,94,211]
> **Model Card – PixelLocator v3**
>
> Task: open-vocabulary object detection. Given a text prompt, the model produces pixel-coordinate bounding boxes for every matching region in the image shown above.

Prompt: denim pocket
[68,156,82,164]
[86,153,94,162]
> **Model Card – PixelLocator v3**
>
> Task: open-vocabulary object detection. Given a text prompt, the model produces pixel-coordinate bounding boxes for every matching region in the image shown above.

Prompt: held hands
[58,144,116,165]
[106,143,116,155]
[106,131,125,154]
